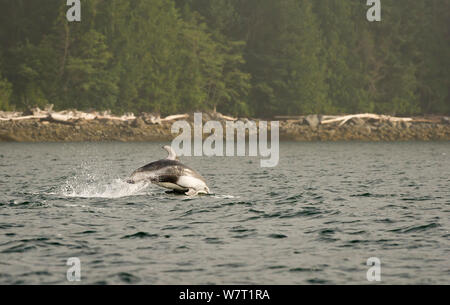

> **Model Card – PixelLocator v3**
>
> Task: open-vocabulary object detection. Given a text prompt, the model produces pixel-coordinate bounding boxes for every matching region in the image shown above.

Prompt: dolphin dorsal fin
[163,145,177,160]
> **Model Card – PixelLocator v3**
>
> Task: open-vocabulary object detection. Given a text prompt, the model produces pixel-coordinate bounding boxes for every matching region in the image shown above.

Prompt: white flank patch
[177,176,207,191]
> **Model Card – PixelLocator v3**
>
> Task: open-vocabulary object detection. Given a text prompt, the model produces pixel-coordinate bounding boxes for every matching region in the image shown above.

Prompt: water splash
[55,162,150,198]
[60,178,150,198]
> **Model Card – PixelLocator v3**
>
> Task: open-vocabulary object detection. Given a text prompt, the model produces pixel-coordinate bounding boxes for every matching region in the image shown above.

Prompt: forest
[0,0,448,117]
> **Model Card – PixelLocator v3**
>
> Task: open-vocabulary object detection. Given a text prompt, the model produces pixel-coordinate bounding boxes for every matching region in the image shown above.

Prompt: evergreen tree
[177,1,251,115]
[234,0,329,116]
[313,0,372,113]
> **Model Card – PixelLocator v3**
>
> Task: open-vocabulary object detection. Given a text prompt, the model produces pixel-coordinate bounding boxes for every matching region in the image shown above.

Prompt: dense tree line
[0,0,448,116]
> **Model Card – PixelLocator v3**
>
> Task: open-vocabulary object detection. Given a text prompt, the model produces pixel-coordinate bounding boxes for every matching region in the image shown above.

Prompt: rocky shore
[0,110,449,142]
[278,114,450,141]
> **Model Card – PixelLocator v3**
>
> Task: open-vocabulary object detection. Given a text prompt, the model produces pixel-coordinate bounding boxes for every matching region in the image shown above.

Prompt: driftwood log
[320,113,413,126]
[161,114,189,122]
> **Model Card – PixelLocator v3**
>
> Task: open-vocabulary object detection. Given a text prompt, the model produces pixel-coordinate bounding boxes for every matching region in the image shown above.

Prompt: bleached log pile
[4,108,137,122]
[320,113,413,126]
[0,108,430,128]
[0,106,190,125]
[274,113,416,127]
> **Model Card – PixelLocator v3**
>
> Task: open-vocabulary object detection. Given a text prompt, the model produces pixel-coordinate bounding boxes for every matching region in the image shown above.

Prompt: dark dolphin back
[135,159,206,183]
[137,159,181,172]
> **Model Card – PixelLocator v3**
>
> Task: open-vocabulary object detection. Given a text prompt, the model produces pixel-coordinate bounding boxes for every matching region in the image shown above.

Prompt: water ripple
[0,142,448,284]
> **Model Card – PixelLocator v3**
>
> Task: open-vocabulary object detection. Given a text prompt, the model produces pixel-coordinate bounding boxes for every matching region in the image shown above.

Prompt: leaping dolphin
[126,145,210,196]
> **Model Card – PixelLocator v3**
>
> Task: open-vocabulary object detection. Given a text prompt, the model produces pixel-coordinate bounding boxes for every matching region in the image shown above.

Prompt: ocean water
[0,142,449,284]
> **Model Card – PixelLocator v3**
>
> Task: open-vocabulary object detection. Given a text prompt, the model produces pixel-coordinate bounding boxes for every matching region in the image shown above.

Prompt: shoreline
[1,112,449,142]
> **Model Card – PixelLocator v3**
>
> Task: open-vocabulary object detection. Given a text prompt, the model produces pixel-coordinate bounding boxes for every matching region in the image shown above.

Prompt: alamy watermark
[66,0,81,22]
[64,255,381,282]
[170,113,279,168]
[66,1,379,23]
[367,0,381,22]
[66,257,81,282]
[66,1,380,24]
[366,257,381,282]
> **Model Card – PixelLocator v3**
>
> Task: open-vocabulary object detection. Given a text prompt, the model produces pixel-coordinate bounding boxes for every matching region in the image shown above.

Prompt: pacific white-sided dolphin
[127,145,210,196]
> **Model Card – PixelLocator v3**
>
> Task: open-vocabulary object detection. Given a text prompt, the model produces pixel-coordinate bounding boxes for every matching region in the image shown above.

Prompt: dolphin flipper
[185,188,198,196]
